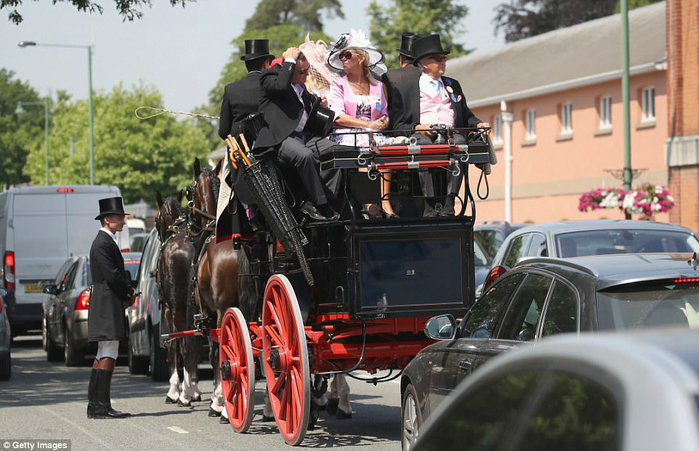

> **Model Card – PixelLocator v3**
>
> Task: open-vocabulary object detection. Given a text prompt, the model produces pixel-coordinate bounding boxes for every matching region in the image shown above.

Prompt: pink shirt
[419,73,454,126]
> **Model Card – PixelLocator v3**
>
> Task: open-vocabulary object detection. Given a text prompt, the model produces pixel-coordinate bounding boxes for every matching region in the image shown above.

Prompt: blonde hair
[353,49,377,85]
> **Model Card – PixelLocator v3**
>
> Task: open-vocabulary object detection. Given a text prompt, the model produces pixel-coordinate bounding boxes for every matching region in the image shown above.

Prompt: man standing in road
[87,196,136,419]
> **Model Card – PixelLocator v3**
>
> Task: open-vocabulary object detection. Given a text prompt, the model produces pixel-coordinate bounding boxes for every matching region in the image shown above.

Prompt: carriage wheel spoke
[264,325,284,349]
[290,366,302,427]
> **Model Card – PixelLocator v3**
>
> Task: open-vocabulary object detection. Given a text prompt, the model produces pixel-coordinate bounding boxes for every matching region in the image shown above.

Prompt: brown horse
[155,191,201,406]
[189,158,257,420]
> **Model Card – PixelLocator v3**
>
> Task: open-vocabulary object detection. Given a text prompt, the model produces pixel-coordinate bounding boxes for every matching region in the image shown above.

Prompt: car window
[497,273,554,341]
[474,240,489,267]
[596,280,699,331]
[54,259,74,286]
[475,229,505,259]
[138,236,153,282]
[527,233,548,257]
[62,261,80,291]
[462,272,525,338]
[502,234,531,268]
[541,281,579,337]
[556,230,699,257]
[514,370,619,451]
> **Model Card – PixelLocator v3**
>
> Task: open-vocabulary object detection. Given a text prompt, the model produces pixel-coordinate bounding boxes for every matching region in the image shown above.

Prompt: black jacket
[88,230,134,342]
[382,65,422,114]
[253,61,316,153]
[392,74,481,134]
[218,71,263,141]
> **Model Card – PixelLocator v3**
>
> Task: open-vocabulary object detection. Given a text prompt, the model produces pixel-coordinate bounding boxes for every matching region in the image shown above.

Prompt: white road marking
[167,426,189,434]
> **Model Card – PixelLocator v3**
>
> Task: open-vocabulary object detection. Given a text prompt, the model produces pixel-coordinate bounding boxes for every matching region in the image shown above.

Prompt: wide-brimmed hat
[396,32,423,59]
[412,34,450,66]
[240,39,274,61]
[327,29,385,72]
[95,197,128,220]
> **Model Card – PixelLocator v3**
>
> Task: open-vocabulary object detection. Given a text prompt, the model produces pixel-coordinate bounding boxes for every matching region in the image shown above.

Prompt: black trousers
[410,133,466,199]
[278,133,342,205]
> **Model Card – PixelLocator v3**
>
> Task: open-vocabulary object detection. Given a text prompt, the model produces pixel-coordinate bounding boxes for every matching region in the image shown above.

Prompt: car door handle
[458,359,473,373]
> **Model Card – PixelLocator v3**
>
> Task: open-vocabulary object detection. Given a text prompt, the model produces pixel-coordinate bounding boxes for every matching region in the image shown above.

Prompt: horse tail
[237,248,258,322]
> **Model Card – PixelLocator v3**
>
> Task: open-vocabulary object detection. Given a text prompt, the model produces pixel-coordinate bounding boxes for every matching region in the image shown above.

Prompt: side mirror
[43,284,58,295]
[424,314,457,341]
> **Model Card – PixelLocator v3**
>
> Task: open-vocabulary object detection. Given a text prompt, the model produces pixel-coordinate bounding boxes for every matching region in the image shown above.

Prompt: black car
[400,252,699,450]
[42,253,140,366]
[0,287,12,380]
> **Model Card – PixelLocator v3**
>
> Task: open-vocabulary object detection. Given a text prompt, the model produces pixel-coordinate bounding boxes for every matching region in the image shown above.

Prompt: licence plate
[24,283,43,293]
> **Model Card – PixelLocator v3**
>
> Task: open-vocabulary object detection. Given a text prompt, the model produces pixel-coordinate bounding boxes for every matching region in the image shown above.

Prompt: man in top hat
[383,32,423,128]
[216,39,275,241]
[393,34,490,217]
[253,46,341,222]
[87,196,136,419]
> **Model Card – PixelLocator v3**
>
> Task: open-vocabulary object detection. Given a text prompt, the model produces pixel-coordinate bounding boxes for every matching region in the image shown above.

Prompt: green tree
[367,0,470,70]
[494,0,664,43]
[209,24,332,109]
[243,0,344,33]
[23,83,209,203]
[0,68,42,187]
[2,0,195,25]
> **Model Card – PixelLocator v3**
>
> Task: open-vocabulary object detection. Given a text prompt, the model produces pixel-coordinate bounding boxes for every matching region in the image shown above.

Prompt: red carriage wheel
[262,275,311,446]
[219,307,255,433]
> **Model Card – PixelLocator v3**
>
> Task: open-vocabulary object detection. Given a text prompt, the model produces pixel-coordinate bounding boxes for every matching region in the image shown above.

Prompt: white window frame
[525,109,536,140]
[492,115,503,145]
[560,102,573,135]
[599,95,612,129]
[641,87,655,122]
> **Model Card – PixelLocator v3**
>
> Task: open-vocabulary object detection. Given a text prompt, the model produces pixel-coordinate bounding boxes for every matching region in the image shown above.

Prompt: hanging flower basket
[579,184,674,217]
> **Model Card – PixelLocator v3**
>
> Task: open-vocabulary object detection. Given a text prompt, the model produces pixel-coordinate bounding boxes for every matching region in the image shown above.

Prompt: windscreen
[597,280,699,330]
[556,230,699,258]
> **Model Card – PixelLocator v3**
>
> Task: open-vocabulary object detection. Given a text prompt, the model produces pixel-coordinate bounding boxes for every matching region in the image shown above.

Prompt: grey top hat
[396,32,423,59]
[412,34,450,66]
[240,39,274,61]
[95,196,128,220]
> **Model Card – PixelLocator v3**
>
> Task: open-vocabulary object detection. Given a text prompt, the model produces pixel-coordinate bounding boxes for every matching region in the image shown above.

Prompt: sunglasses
[339,51,354,61]
[296,68,309,75]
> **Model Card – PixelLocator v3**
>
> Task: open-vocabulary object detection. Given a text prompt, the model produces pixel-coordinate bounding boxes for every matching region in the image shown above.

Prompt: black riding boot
[87,368,97,419]
[94,369,131,419]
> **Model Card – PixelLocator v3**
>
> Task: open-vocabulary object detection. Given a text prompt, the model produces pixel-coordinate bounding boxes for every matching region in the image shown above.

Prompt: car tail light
[121,248,131,253]
[3,251,15,290]
[482,265,509,293]
[132,296,139,310]
[76,288,91,310]
[674,277,699,284]
[57,188,74,193]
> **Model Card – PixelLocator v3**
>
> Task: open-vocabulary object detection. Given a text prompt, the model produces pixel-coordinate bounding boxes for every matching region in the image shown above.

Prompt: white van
[0,185,130,335]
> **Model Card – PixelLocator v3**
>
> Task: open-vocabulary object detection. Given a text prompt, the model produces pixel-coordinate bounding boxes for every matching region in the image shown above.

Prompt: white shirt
[100,227,118,247]
[419,73,448,100]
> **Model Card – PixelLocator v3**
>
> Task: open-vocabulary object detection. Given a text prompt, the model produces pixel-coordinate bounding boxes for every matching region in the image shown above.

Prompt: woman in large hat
[326,29,397,218]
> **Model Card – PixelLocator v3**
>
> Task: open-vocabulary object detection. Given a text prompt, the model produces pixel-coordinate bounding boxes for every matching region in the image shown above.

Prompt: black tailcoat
[254,61,316,153]
[218,71,263,141]
[392,75,481,134]
[382,64,422,126]
[88,230,134,342]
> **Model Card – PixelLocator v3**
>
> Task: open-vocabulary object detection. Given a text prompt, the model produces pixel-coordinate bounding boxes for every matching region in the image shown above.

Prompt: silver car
[0,287,12,380]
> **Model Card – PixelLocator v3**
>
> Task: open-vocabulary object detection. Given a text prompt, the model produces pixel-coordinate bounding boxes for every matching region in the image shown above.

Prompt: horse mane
[200,166,220,203]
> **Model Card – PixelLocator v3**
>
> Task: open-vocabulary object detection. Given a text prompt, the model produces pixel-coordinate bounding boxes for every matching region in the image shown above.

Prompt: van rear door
[65,190,102,257]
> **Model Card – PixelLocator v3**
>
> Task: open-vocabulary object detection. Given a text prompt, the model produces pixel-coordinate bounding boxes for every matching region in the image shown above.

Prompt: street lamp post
[15,98,50,185]
[19,41,95,184]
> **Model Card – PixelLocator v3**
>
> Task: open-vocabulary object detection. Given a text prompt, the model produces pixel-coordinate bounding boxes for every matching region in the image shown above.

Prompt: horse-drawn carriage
[163,126,492,446]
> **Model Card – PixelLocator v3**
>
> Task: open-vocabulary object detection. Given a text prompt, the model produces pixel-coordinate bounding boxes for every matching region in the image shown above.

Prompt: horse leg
[335,374,352,419]
[163,310,180,404]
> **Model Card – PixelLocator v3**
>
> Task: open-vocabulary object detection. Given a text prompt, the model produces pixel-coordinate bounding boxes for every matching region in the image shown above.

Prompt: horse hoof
[177,399,191,407]
[336,409,353,420]
[208,408,222,417]
[192,394,202,402]
[261,414,275,422]
[165,396,178,404]
[326,399,339,416]
[219,415,229,424]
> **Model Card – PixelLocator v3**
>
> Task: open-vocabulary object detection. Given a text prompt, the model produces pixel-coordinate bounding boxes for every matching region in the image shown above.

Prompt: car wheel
[0,352,10,380]
[46,324,63,362]
[401,383,423,451]
[149,324,168,382]
[63,327,83,367]
[128,338,149,375]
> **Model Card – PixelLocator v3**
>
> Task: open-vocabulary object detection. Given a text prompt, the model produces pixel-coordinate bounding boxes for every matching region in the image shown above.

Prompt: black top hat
[95,196,128,220]
[412,34,450,66]
[396,32,423,59]
[304,100,336,138]
[240,39,274,61]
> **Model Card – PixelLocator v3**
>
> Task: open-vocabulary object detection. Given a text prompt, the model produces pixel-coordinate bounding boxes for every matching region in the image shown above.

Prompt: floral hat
[327,29,386,73]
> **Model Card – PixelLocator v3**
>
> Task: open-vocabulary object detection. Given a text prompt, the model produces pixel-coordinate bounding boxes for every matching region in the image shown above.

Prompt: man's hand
[477,122,491,134]
[320,95,328,108]
[415,123,437,137]
[282,47,301,60]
